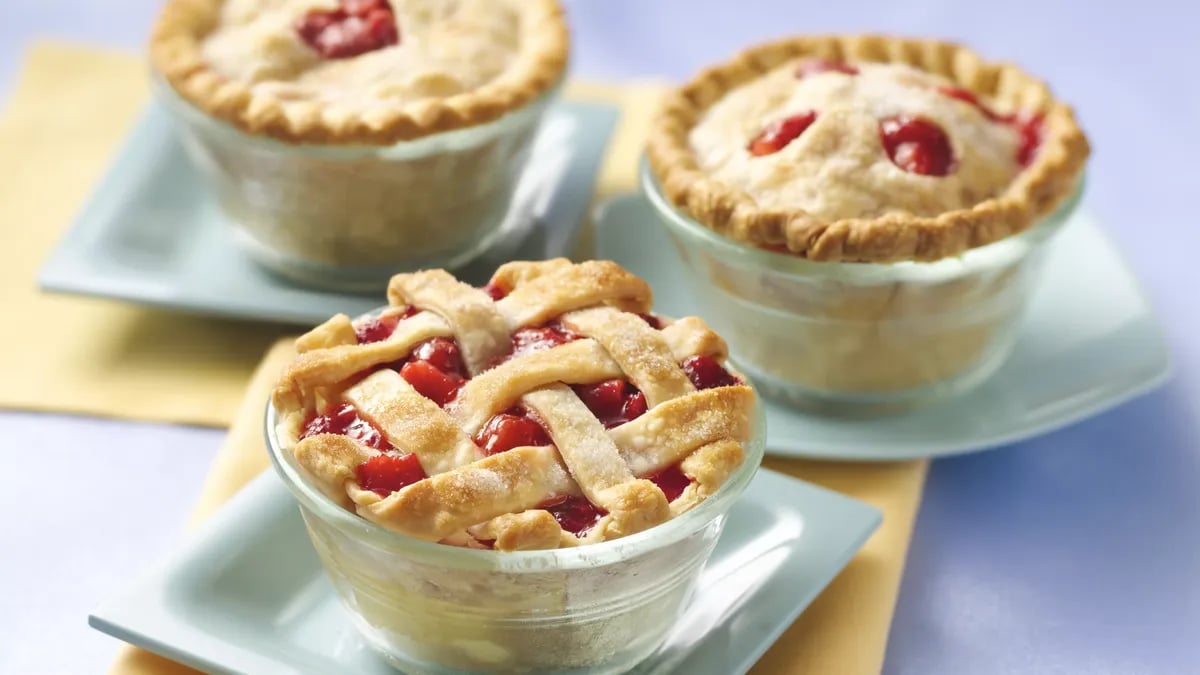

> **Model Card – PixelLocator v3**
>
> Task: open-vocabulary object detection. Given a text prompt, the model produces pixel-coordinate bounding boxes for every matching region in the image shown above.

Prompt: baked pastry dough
[647,34,1088,263]
[150,0,568,144]
[273,259,756,550]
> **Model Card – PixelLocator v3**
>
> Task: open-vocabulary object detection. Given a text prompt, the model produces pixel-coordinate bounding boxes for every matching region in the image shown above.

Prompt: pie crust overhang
[647,34,1090,263]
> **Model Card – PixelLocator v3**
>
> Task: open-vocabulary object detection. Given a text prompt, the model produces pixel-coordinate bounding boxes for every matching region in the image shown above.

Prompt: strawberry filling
[295,0,399,60]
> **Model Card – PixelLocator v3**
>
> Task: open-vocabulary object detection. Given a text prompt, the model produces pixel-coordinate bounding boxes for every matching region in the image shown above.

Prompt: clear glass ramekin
[265,388,765,674]
[152,75,561,291]
[641,159,1084,414]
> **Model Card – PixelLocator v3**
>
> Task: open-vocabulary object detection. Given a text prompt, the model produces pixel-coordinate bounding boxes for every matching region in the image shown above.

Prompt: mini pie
[150,0,569,144]
[647,34,1089,263]
[272,259,757,550]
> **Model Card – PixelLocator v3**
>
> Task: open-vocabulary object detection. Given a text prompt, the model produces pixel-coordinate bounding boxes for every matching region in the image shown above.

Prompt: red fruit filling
[540,495,606,537]
[682,355,740,390]
[411,337,466,378]
[795,58,859,78]
[638,313,664,329]
[356,452,427,496]
[475,410,552,455]
[400,360,463,406]
[295,0,399,60]
[1015,113,1045,168]
[574,380,648,428]
[879,115,956,176]
[937,85,1014,123]
[481,283,509,301]
[936,86,1046,167]
[355,313,401,344]
[508,324,581,359]
[302,402,392,451]
[648,464,691,502]
[748,111,818,156]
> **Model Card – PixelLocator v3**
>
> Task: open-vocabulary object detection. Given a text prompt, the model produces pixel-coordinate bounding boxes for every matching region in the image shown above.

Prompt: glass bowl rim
[264,369,766,573]
[639,157,1085,285]
[149,71,565,160]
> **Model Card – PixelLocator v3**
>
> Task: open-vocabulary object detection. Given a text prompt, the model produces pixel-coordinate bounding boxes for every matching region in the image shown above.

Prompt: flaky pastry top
[151,0,569,144]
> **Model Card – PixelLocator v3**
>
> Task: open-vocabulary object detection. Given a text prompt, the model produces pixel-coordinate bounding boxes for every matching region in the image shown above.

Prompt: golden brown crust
[149,0,570,145]
[646,34,1090,262]
[275,260,756,550]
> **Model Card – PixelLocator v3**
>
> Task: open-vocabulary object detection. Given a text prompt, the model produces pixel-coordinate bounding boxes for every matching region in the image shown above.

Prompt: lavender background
[1,1,1198,672]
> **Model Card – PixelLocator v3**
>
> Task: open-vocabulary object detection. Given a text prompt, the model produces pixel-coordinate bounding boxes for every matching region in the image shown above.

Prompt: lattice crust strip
[275,259,755,550]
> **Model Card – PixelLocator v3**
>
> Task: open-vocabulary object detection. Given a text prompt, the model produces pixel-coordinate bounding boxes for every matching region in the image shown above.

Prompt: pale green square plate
[89,470,880,674]
[38,100,618,325]
[595,194,1171,461]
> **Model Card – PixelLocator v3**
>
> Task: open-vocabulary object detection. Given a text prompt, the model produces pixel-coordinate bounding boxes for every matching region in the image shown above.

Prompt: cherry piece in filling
[301,402,392,451]
[748,111,818,157]
[474,410,552,455]
[795,58,859,78]
[936,86,1012,123]
[540,495,606,537]
[648,464,692,502]
[296,0,399,60]
[638,313,664,329]
[355,313,401,344]
[400,360,462,407]
[1015,113,1045,167]
[509,324,581,358]
[574,380,648,428]
[481,282,509,301]
[682,355,740,390]
[412,337,466,378]
[879,115,956,176]
[356,453,427,496]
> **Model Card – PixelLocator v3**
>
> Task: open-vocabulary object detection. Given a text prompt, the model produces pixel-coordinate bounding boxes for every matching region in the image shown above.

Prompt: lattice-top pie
[150,0,568,144]
[272,260,757,550]
[648,35,1089,262]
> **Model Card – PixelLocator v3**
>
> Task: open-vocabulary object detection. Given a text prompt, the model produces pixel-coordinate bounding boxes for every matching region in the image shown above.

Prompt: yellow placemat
[0,43,288,427]
[0,44,658,428]
[109,340,925,675]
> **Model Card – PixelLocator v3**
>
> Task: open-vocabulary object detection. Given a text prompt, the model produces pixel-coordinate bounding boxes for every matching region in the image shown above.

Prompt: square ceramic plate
[595,194,1171,461]
[90,469,880,675]
[38,100,618,325]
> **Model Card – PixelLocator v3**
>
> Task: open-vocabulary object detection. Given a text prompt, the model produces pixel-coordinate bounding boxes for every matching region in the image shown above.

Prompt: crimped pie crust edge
[149,0,570,145]
[646,34,1090,263]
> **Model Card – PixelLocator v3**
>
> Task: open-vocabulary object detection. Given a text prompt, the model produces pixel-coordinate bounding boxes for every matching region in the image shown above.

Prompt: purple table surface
[2,1,1198,673]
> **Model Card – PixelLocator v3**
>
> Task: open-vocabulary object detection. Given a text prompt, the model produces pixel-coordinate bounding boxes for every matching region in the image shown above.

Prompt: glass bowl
[152,75,561,292]
[264,379,765,674]
[641,159,1084,414]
